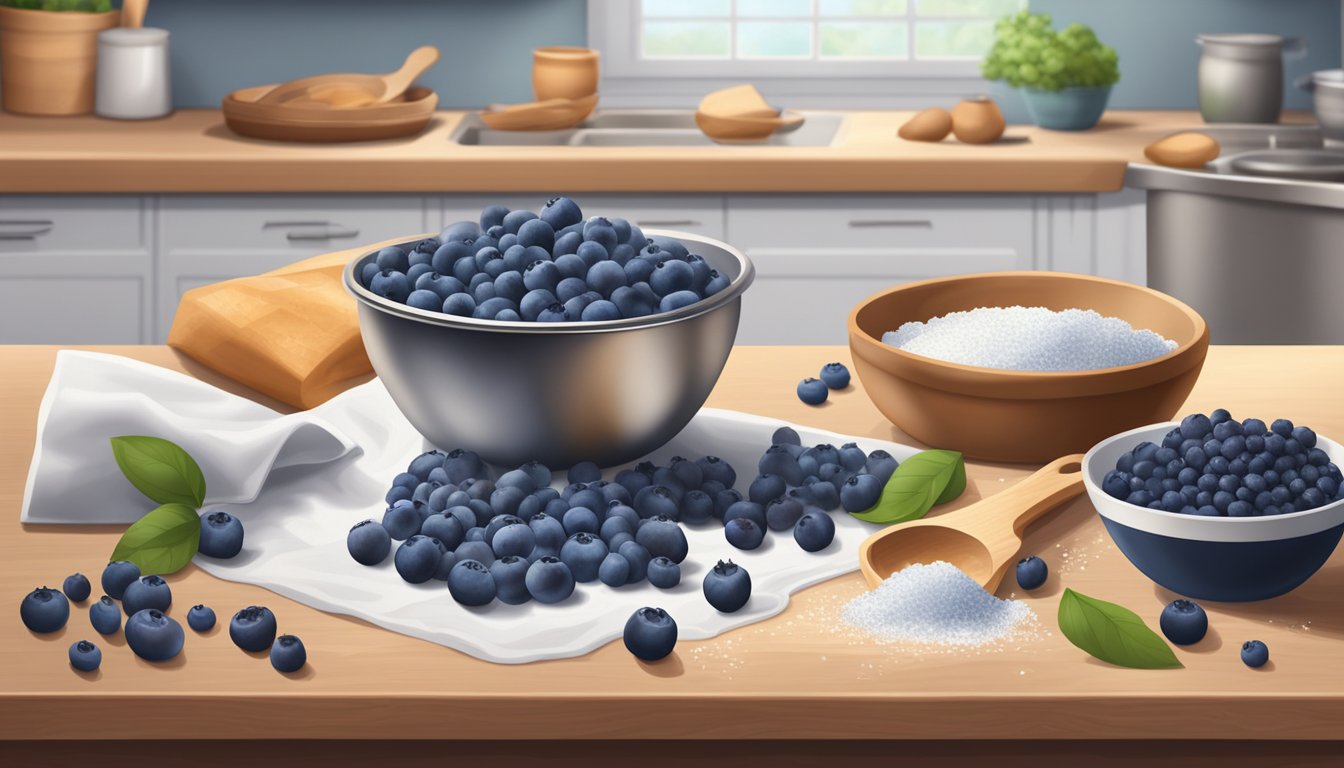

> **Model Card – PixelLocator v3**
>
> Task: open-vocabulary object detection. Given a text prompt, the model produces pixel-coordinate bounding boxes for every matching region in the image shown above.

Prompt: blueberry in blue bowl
[1084,420,1344,602]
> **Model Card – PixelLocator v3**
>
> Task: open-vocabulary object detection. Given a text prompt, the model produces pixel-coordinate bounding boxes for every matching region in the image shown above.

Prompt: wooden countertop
[3,344,1344,742]
[0,109,1244,194]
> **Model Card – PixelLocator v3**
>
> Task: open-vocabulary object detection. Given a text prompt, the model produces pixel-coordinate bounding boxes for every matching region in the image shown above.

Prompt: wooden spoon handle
[122,0,148,29]
[380,46,441,102]
[996,454,1086,537]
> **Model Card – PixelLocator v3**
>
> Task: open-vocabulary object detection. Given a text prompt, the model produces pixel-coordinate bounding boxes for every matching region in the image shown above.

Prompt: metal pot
[1297,69,1344,141]
[1197,34,1305,123]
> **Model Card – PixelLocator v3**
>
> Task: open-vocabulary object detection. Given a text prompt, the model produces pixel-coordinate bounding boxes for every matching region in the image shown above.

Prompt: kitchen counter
[0,109,1276,194]
[4,344,1344,761]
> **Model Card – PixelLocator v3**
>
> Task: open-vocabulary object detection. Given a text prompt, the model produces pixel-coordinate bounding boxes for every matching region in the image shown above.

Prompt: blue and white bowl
[1083,423,1344,602]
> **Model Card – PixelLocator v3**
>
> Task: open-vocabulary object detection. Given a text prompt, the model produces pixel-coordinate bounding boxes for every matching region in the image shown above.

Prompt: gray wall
[107,0,1344,112]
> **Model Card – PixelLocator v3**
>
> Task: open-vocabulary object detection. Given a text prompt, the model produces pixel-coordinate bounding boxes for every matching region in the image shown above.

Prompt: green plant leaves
[1058,588,1182,670]
[110,436,207,508]
[109,502,201,576]
[849,449,966,525]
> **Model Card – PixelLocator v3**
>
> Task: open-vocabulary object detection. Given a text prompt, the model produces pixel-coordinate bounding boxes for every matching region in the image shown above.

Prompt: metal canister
[1197,34,1305,124]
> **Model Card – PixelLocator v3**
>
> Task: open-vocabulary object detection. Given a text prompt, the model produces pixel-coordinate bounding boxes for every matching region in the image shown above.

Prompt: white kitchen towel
[21,350,922,664]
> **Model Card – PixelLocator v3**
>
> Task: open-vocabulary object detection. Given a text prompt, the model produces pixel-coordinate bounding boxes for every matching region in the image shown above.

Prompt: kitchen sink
[450,110,843,147]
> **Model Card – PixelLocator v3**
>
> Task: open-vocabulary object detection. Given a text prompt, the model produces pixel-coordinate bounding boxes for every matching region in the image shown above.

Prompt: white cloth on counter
[21,350,920,664]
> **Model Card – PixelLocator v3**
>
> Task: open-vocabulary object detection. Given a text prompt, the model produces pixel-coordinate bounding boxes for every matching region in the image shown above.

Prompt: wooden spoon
[857,455,1085,594]
[258,45,440,107]
[122,0,148,28]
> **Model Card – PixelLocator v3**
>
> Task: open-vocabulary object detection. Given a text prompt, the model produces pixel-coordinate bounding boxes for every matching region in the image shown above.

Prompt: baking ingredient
[840,473,884,513]
[765,496,805,531]
[526,556,576,603]
[865,450,900,485]
[1015,556,1049,590]
[1145,132,1220,168]
[598,553,630,587]
[490,520,536,558]
[198,510,244,559]
[125,609,184,662]
[448,559,497,606]
[725,500,767,530]
[122,575,171,617]
[982,12,1119,92]
[561,506,600,536]
[1241,639,1269,668]
[885,306,1176,371]
[347,519,392,565]
[110,503,201,576]
[749,474,787,505]
[898,108,953,142]
[229,605,278,653]
[725,517,765,550]
[819,362,851,390]
[89,596,121,635]
[20,587,69,633]
[187,604,216,632]
[100,560,140,600]
[702,560,752,613]
[844,561,1034,647]
[68,640,101,672]
[1159,599,1208,645]
[635,516,689,563]
[623,607,678,661]
[950,97,1006,144]
[270,635,307,673]
[793,510,835,552]
[646,557,681,589]
[1058,588,1181,669]
[850,449,966,524]
[395,535,444,584]
[618,541,653,584]
[455,540,494,566]
[796,378,829,405]
[62,573,91,603]
[489,556,531,605]
[382,502,421,541]
[634,485,679,520]
[560,532,609,582]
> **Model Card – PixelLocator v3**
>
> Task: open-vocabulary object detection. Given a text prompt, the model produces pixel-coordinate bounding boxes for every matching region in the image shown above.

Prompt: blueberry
[405,289,441,312]
[1015,556,1048,590]
[382,503,421,541]
[493,522,537,559]
[807,481,841,511]
[599,514,633,544]
[525,556,576,604]
[69,639,101,672]
[360,261,381,287]
[523,259,562,296]
[841,473,883,513]
[673,489,712,525]
[125,608,184,661]
[1180,413,1213,440]
[270,634,307,673]
[1241,639,1269,668]
[489,556,532,605]
[101,560,141,601]
[724,500,767,530]
[618,541,653,584]
[341,519,391,566]
[815,362,850,390]
[584,260,627,297]
[418,512,463,550]
[455,540,495,567]
[623,607,678,662]
[61,573,91,603]
[375,245,410,273]
[583,218,620,252]
[658,290,702,314]
[631,485,677,520]
[187,604,216,632]
[793,510,835,552]
[725,517,765,550]
[500,209,537,235]
[369,269,411,303]
[529,513,568,552]
[1159,599,1208,645]
[560,532,609,582]
[394,535,443,584]
[1102,470,1130,499]
[441,293,476,317]
[541,197,582,229]
[122,575,171,616]
[553,231,583,257]
[228,606,277,652]
[649,259,694,296]
[447,559,497,606]
[704,271,730,296]
[88,595,121,635]
[441,220,484,243]
[561,461,598,485]
[703,559,752,612]
[864,450,900,484]
[635,515,689,563]
[20,587,69,633]
[198,510,244,559]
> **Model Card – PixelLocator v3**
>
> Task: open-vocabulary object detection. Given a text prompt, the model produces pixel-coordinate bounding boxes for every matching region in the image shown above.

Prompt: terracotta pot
[531,46,598,101]
[0,6,119,116]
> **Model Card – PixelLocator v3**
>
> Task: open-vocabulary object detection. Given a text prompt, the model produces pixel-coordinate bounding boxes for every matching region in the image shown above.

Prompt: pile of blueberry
[1103,410,1343,517]
[358,197,732,323]
[19,559,306,674]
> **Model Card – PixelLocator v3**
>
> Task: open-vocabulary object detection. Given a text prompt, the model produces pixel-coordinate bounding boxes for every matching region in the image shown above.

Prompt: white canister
[95,27,171,120]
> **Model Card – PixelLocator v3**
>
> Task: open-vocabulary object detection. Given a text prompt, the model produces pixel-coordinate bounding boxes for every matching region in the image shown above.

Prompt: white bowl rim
[1083,421,1344,542]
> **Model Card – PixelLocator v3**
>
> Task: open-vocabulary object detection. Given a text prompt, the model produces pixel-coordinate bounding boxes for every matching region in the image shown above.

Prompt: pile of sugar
[842,561,1035,647]
[881,305,1178,372]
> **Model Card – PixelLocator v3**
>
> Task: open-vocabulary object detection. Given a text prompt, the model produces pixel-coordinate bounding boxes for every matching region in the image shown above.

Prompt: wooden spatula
[257,46,440,108]
[122,0,148,28]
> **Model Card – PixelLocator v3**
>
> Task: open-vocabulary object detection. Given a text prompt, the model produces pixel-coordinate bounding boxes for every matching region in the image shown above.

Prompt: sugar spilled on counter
[881,306,1177,372]
[842,561,1036,647]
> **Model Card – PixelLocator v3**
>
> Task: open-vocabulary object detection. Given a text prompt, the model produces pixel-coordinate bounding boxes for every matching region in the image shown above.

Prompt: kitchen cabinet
[0,196,153,344]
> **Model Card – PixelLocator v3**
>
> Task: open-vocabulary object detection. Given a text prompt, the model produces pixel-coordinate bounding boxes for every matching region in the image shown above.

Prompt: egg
[950,97,1006,144]
[898,108,953,142]
[1144,132,1221,168]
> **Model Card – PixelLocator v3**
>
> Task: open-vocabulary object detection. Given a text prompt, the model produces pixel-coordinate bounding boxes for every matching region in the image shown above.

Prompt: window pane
[820,21,908,57]
[818,0,908,17]
[915,19,995,58]
[641,0,729,18]
[737,0,810,16]
[737,21,813,58]
[915,0,1024,17]
[643,21,731,58]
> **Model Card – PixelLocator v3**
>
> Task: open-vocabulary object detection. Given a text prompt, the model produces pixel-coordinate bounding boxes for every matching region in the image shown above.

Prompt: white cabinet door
[1041,189,1147,285]
[158,195,431,341]
[727,195,1039,344]
[441,195,726,240]
[0,196,152,343]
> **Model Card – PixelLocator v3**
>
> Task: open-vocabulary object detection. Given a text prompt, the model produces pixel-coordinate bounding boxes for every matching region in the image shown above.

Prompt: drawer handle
[848,219,933,229]
[0,219,54,239]
[285,227,361,241]
[636,219,699,227]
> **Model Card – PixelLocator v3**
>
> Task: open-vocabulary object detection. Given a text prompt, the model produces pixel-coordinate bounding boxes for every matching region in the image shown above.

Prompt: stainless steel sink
[450,110,843,147]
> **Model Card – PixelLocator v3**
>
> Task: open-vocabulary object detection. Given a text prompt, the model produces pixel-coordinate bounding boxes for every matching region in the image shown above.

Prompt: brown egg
[1144,132,1221,168]
[898,107,953,142]
[950,96,1006,144]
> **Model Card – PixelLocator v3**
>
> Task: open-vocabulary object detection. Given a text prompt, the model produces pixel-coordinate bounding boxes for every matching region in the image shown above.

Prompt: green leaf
[849,449,966,524]
[110,436,207,508]
[1057,588,1183,670]
[109,503,202,576]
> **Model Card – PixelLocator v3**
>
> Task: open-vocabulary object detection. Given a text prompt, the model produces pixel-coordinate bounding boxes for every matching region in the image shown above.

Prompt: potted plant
[0,0,118,115]
[982,10,1119,131]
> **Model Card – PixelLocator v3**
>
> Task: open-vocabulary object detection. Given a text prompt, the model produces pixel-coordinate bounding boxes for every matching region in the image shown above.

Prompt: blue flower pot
[1021,85,1112,131]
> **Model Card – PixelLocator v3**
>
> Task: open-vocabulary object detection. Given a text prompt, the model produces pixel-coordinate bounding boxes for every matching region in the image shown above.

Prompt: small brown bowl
[222,84,437,142]
[847,272,1209,464]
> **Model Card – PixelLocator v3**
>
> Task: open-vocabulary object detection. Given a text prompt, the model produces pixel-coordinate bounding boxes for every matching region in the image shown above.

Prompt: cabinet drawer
[161,196,431,253]
[726,194,1036,253]
[0,274,146,344]
[442,195,725,240]
[0,196,149,254]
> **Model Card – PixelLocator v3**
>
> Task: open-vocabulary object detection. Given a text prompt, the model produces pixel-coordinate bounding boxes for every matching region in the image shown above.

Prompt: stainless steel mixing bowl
[345,230,754,468]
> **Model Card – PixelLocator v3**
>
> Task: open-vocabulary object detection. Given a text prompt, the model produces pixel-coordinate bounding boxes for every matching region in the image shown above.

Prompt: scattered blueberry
[793,510,835,552]
[229,605,278,652]
[1241,639,1269,668]
[1159,599,1208,645]
[89,596,121,635]
[725,517,765,550]
[703,560,751,613]
[20,587,69,633]
[62,573,91,603]
[69,640,102,672]
[840,473,883,513]
[197,510,244,559]
[395,535,444,584]
[122,575,171,617]
[819,362,850,389]
[125,609,185,662]
[647,557,681,589]
[797,378,829,405]
[623,607,678,661]
[101,560,140,601]
[270,634,307,673]
[348,519,393,566]
[187,604,216,632]
[1015,556,1048,590]
[526,556,576,604]
[599,553,630,587]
